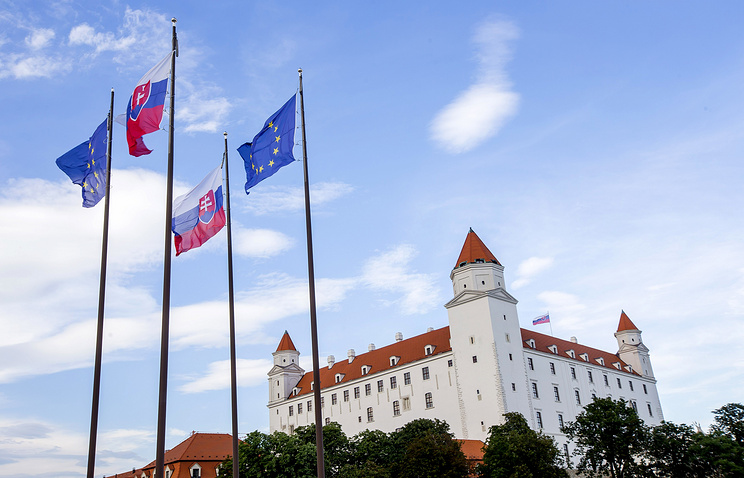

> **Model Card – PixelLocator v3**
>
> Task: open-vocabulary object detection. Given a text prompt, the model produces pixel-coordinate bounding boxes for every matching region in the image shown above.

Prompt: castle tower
[614,311,655,378]
[445,229,531,440]
[268,331,305,404]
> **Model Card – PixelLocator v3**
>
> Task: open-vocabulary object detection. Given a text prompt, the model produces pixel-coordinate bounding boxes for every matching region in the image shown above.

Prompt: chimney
[327,355,335,368]
[368,343,376,352]
[427,327,434,332]
[570,336,577,343]
[347,349,356,363]
[395,332,403,342]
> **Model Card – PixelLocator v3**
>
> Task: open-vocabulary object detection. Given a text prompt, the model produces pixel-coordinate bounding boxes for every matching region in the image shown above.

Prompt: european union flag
[238,94,297,193]
[56,119,108,207]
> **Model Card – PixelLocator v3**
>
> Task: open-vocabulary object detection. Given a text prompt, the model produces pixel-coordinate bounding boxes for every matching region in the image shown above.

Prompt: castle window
[358,416,362,422]
[393,400,401,416]
[528,358,534,370]
[425,346,432,355]
[343,390,349,402]
[647,403,653,417]
[505,333,510,343]
[553,386,560,402]
[617,378,622,389]
[567,349,575,359]
[321,397,325,408]
[558,413,564,428]
[298,403,303,413]
[550,362,556,374]
[613,362,622,370]
[643,384,648,394]
[527,339,536,348]
[403,397,411,410]
[292,387,299,396]
[425,392,434,409]
[190,464,201,478]
[331,393,337,405]
[575,390,581,405]
[361,365,370,375]
[390,356,399,366]
[308,400,312,411]
[367,407,374,422]
[470,336,475,344]
[475,258,484,263]
[604,375,609,387]
[570,367,576,380]
[509,354,513,361]
[536,411,543,428]
[390,376,397,389]
[549,345,558,354]
[597,357,605,366]
[335,374,344,383]
[511,383,516,391]
[472,355,478,363]
[588,370,593,383]
[377,380,384,392]
[448,359,453,367]
[354,387,360,399]
[531,382,539,399]
[310,382,314,390]
[404,372,411,385]
[289,405,293,416]
[631,400,638,412]
[365,384,371,396]
[325,418,330,425]
[629,381,634,391]
[422,367,430,380]
[580,353,589,362]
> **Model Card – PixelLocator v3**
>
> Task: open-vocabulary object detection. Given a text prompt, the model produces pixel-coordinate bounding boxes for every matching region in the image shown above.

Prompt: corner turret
[614,311,655,378]
[268,331,305,404]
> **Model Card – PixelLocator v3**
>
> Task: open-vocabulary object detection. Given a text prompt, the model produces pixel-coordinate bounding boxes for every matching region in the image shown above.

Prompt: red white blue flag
[532,313,550,325]
[172,166,226,256]
[126,52,172,156]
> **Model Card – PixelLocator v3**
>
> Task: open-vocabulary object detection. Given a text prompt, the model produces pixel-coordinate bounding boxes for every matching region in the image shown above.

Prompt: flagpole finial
[223,131,227,138]
[172,17,177,24]
[111,87,114,93]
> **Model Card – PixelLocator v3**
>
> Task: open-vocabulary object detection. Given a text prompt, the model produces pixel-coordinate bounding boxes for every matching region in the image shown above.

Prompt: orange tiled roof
[520,328,639,375]
[455,229,501,269]
[276,330,297,352]
[458,439,485,461]
[616,310,639,332]
[142,433,233,469]
[292,327,452,396]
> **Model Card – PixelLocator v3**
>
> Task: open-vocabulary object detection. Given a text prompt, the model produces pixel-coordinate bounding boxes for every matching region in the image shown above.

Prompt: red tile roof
[455,229,501,269]
[292,327,452,396]
[458,439,485,461]
[276,331,297,352]
[520,328,639,375]
[616,310,639,332]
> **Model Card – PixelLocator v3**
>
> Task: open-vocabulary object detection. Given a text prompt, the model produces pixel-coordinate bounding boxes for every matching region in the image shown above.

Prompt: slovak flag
[532,313,550,325]
[126,52,173,156]
[171,166,226,256]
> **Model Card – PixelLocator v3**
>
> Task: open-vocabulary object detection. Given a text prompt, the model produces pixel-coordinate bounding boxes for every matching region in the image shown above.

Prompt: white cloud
[232,227,294,258]
[511,256,554,289]
[25,28,55,50]
[243,182,354,215]
[430,19,520,153]
[360,245,441,315]
[178,358,273,393]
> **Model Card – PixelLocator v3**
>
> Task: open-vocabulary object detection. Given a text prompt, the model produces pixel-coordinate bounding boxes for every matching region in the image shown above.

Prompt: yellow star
[94,172,99,180]
[269,160,275,167]
[92,158,95,166]
[273,147,279,155]
[83,181,88,188]
[275,135,281,143]
[259,166,264,172]
[87,162,91,169]
[268,121,273,129]
[274,126,278,132]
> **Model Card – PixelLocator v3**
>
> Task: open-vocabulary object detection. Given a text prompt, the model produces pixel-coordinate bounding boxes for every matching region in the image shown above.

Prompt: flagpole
[223,132,240,478]
[155,18,177,478]
[85,87,115,478]
[298,68,326,478]
[549,310,553,336]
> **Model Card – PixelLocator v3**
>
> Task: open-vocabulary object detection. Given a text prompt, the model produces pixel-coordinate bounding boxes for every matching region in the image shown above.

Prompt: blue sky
[1,1,744,476]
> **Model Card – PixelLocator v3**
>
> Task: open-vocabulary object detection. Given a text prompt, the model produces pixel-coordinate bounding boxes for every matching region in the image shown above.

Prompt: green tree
[479,412,568,478]
[391,419,469,478]
[646,421,701,477]
[338,429,396,477]
[294,422,353,477]
[711,403,744,446]
[562,397,649,478]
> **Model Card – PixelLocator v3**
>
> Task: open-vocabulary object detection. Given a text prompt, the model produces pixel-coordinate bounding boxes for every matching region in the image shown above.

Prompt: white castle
[267,229,663,453]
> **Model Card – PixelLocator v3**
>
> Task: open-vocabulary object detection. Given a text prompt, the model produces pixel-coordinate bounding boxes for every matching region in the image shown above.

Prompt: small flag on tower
[126,52,172,156]
[238,94,297,193]
[171,166,226,256]
[532,313,550,325]
[55,119,108,208]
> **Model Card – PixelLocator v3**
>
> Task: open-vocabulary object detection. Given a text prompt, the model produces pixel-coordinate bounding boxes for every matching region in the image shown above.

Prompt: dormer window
[625,365,633,373]
[613,362,622,370]
[425,345,435,356]
[361,365,370,375]
[475,258,485,263]
[566,349,575,359]
[527,339,536,348]
[310,382,314,390]
[292,387,299,396]
[580,353,589,362]
[597,357,605,366]
[390,356,400,366]
[335,373,345,383]
[548,345,558,354]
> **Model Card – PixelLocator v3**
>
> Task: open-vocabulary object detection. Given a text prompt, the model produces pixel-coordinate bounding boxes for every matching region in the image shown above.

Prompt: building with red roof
[268,229,664,457]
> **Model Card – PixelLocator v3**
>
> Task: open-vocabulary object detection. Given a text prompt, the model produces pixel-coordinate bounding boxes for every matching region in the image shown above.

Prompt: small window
[570,367,576,380]
[393,400,400,416]
[422,367,430,380]
[531,382,539,399]
[528,358,534,370]
[367,407,374,422]
[425,346,433,355]
[402,397,411,410]
[558,413,564,428]
[331,393,337,405]
[321,397,325,408]
[553,386,560,402]
[617,378,622,389]
[472,355,478,363]
[390,376,397,389]
[527,339,536,348]
[448,359,453,367]
[289,405,293,416]
[631,401,638,412]
[629,381,634,392]
[308,400,312,411]
[588,370,593,383]
[575,390,581,405]
[604,375,609,387]
[567,350,575,359]
[647,403,653,417]
[470,336,475,344]
[509,353,513,361]
[343,390,349,402]
[536,411,543,428]
[377,380,384,392]
[354,387,360,399]
[425,392,434,409]
[298,402,303,414]
[643,384,648,394]
[550,362,555,374]
[404,372,411,385]
[505,333,510,343]
[549,345,558,354]
[511,383,516,391]
[390,356,399,366]
[365,383,371,396]
[597,357,605,366]
[580,353,589,362]
[325,417,330,425]
[335,373,344,383]
[358,416,362,422]
[361,365,370,375]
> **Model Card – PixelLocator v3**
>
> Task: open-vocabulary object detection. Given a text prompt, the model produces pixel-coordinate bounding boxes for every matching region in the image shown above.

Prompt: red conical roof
[455,228,501,269]
[276,330,297,352]
[617,310,639,332]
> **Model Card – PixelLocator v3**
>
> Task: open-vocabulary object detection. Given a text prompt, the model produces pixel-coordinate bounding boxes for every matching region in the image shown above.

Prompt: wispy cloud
[243,182,354,215]
[430,18,520,153]
[511,256,554,289]
[178,358,273,393]
[232,227,295,258]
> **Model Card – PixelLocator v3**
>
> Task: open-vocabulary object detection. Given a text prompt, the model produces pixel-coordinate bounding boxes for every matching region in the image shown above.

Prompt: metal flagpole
[223,132,240,478]
[298,68,326,478]
[155,18,177,478]
[549,311,553,336]
[85,87,115,478]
